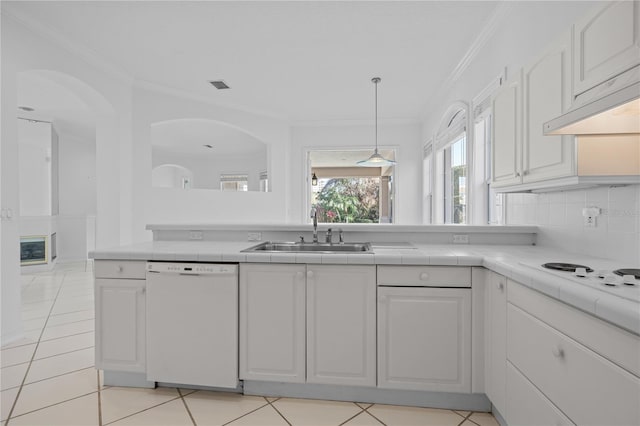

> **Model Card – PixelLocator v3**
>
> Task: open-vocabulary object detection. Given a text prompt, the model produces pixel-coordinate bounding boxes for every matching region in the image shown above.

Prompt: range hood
[544,81,640,135]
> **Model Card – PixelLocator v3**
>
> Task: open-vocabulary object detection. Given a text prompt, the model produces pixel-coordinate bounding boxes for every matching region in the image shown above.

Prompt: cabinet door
[378,287,471,392]
[239,264,306,383]
[95,279,146,372]
[505,361,574,426]
[307,265,376,386]
[523,31,575,183]
[491,73,522,188]
[484,272,507,416]
[573,1,640,96]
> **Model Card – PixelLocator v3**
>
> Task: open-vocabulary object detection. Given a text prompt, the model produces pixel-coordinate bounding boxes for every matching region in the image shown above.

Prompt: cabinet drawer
[377,266,470,287]
[95,260,146,279]
[507,303,640,425]
[506,361,574,426]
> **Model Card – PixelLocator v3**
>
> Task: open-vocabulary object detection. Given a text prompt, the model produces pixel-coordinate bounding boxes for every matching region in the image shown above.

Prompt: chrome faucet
[310,208,318,243]
[325,228,332,243]
[338,228,344,244]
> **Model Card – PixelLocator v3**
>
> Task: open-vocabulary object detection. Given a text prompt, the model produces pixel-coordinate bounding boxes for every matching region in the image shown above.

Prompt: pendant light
[357,77,396,167]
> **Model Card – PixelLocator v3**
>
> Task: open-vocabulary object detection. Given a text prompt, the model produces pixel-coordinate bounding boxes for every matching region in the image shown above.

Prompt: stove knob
[622,275,637,286]
[575,268,587,277]
[603,274,620,286]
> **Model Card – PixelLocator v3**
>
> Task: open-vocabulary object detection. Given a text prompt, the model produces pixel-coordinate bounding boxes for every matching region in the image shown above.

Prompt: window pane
[312,177,380,223]
[451,136,466,224]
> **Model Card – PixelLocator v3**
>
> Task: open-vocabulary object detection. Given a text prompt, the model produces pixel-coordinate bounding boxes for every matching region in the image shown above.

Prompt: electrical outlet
[248,232,262,241]
[189,231,203,240]
[453,234,469,244]
[582,207,600,228]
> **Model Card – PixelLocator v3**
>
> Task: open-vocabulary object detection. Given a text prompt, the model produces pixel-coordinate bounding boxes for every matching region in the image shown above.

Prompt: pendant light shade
[357,77,396,167]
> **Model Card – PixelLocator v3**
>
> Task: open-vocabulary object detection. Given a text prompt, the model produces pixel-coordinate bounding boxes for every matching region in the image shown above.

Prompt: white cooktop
[519,261,640,303]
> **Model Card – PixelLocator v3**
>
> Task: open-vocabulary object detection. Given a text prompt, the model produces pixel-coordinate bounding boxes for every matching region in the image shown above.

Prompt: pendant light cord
[373,77,381,153]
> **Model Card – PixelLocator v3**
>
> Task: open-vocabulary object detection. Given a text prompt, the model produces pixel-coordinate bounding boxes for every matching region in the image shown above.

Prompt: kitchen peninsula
[91,224,640,426]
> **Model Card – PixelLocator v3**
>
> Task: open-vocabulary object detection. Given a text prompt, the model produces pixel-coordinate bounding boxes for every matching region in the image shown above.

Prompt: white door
[484,272,507,415]
[378,286,471,392]
[491,73,522,188]
[306,265,376,386]
[573,1,640,95]
[239,264,306,383]
[522,31,575,183]
[146,267,238,388]
[95,279,146,372]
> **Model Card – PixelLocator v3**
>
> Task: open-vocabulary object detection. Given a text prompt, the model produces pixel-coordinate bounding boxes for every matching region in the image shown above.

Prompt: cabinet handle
[498,282,504,292]
[296,271,304,280]
[515,172,521,177]
[117,265,124,273]
[419,272,429,281]
[307,270,314,279]
[552,346,565,359]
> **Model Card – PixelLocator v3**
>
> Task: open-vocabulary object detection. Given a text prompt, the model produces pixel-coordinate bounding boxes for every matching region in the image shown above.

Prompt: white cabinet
[239,263,306,383]
[522,31,574,184]
[483,271,507,415]
[573,1,640,97]
[95,261,146,373]
[507,280,640,426]
[492,32,575,190]
[505,361,574,426]
[377,266,471,393]
[306,265,376,387]
[491,72,522,188]
[240,263,376,386]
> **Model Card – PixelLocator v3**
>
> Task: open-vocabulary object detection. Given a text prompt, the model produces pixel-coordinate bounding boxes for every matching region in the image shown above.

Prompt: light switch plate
[189,231,203,240]
[453,234,469,244]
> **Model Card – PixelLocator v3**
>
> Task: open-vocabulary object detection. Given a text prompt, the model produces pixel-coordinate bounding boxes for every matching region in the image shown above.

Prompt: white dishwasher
[146,262,238,388]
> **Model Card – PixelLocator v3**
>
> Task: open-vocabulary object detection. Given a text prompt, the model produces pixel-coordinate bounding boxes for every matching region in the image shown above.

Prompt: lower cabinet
[484,271,507,414]
[239,263,306,383]
[377,268,472,393]
[506,280,640,426]
[307,265,376,386]
[95,261,147,373]
[239,263,376,386]
[505,361,573,426]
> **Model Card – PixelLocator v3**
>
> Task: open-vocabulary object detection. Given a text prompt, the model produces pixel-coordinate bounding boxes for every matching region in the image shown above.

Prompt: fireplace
[21,236,47,265]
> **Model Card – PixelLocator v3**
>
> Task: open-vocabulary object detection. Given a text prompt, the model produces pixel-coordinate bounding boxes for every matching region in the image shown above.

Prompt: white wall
[1,12,133,344]
[290,122,423,224]
[131,86,291,242]
[58,134,96,216]
[18,119,52,217]
[506,185,640,265]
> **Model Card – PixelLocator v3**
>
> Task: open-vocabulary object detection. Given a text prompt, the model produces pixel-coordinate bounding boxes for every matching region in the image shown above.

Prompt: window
[444,135,467,224]
[220,174,248,191]
[472,74,506,225]
[433,106,468,224]
[308,150,395,224]
[259,171,269,192]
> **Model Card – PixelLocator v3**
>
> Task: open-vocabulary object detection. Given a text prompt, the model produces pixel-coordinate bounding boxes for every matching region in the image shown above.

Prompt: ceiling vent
[209,80,230,90]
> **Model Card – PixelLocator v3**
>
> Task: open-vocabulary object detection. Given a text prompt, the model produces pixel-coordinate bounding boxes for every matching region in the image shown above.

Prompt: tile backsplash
[506,185,640,265]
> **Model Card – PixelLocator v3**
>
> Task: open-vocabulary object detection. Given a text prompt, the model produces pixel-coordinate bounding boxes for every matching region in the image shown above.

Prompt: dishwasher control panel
[146,262,237,275]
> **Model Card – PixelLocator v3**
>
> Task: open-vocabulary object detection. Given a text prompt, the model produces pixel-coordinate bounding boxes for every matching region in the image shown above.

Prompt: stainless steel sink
[242,241,373,253]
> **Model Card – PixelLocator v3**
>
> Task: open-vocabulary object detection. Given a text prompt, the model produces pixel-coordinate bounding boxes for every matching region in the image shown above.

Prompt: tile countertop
[90,241,640,336]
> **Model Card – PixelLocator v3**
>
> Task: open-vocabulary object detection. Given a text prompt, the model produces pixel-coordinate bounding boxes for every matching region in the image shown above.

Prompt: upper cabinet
[573,1,640,97]
[491,2,640,193]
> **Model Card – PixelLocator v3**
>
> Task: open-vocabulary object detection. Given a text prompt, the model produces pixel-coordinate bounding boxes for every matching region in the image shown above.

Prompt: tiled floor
[1,262,498,426]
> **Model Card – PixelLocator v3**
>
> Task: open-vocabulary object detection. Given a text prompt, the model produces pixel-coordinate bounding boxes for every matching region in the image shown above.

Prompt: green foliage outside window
[314,178,379,223]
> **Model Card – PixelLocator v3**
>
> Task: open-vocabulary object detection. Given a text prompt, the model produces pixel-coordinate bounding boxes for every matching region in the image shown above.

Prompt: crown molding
[292,117,421,128]
[419,1,514,120]
[1,5,133,85]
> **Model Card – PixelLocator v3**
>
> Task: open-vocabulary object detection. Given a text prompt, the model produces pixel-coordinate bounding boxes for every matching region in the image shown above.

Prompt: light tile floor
[1,261,498,426]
